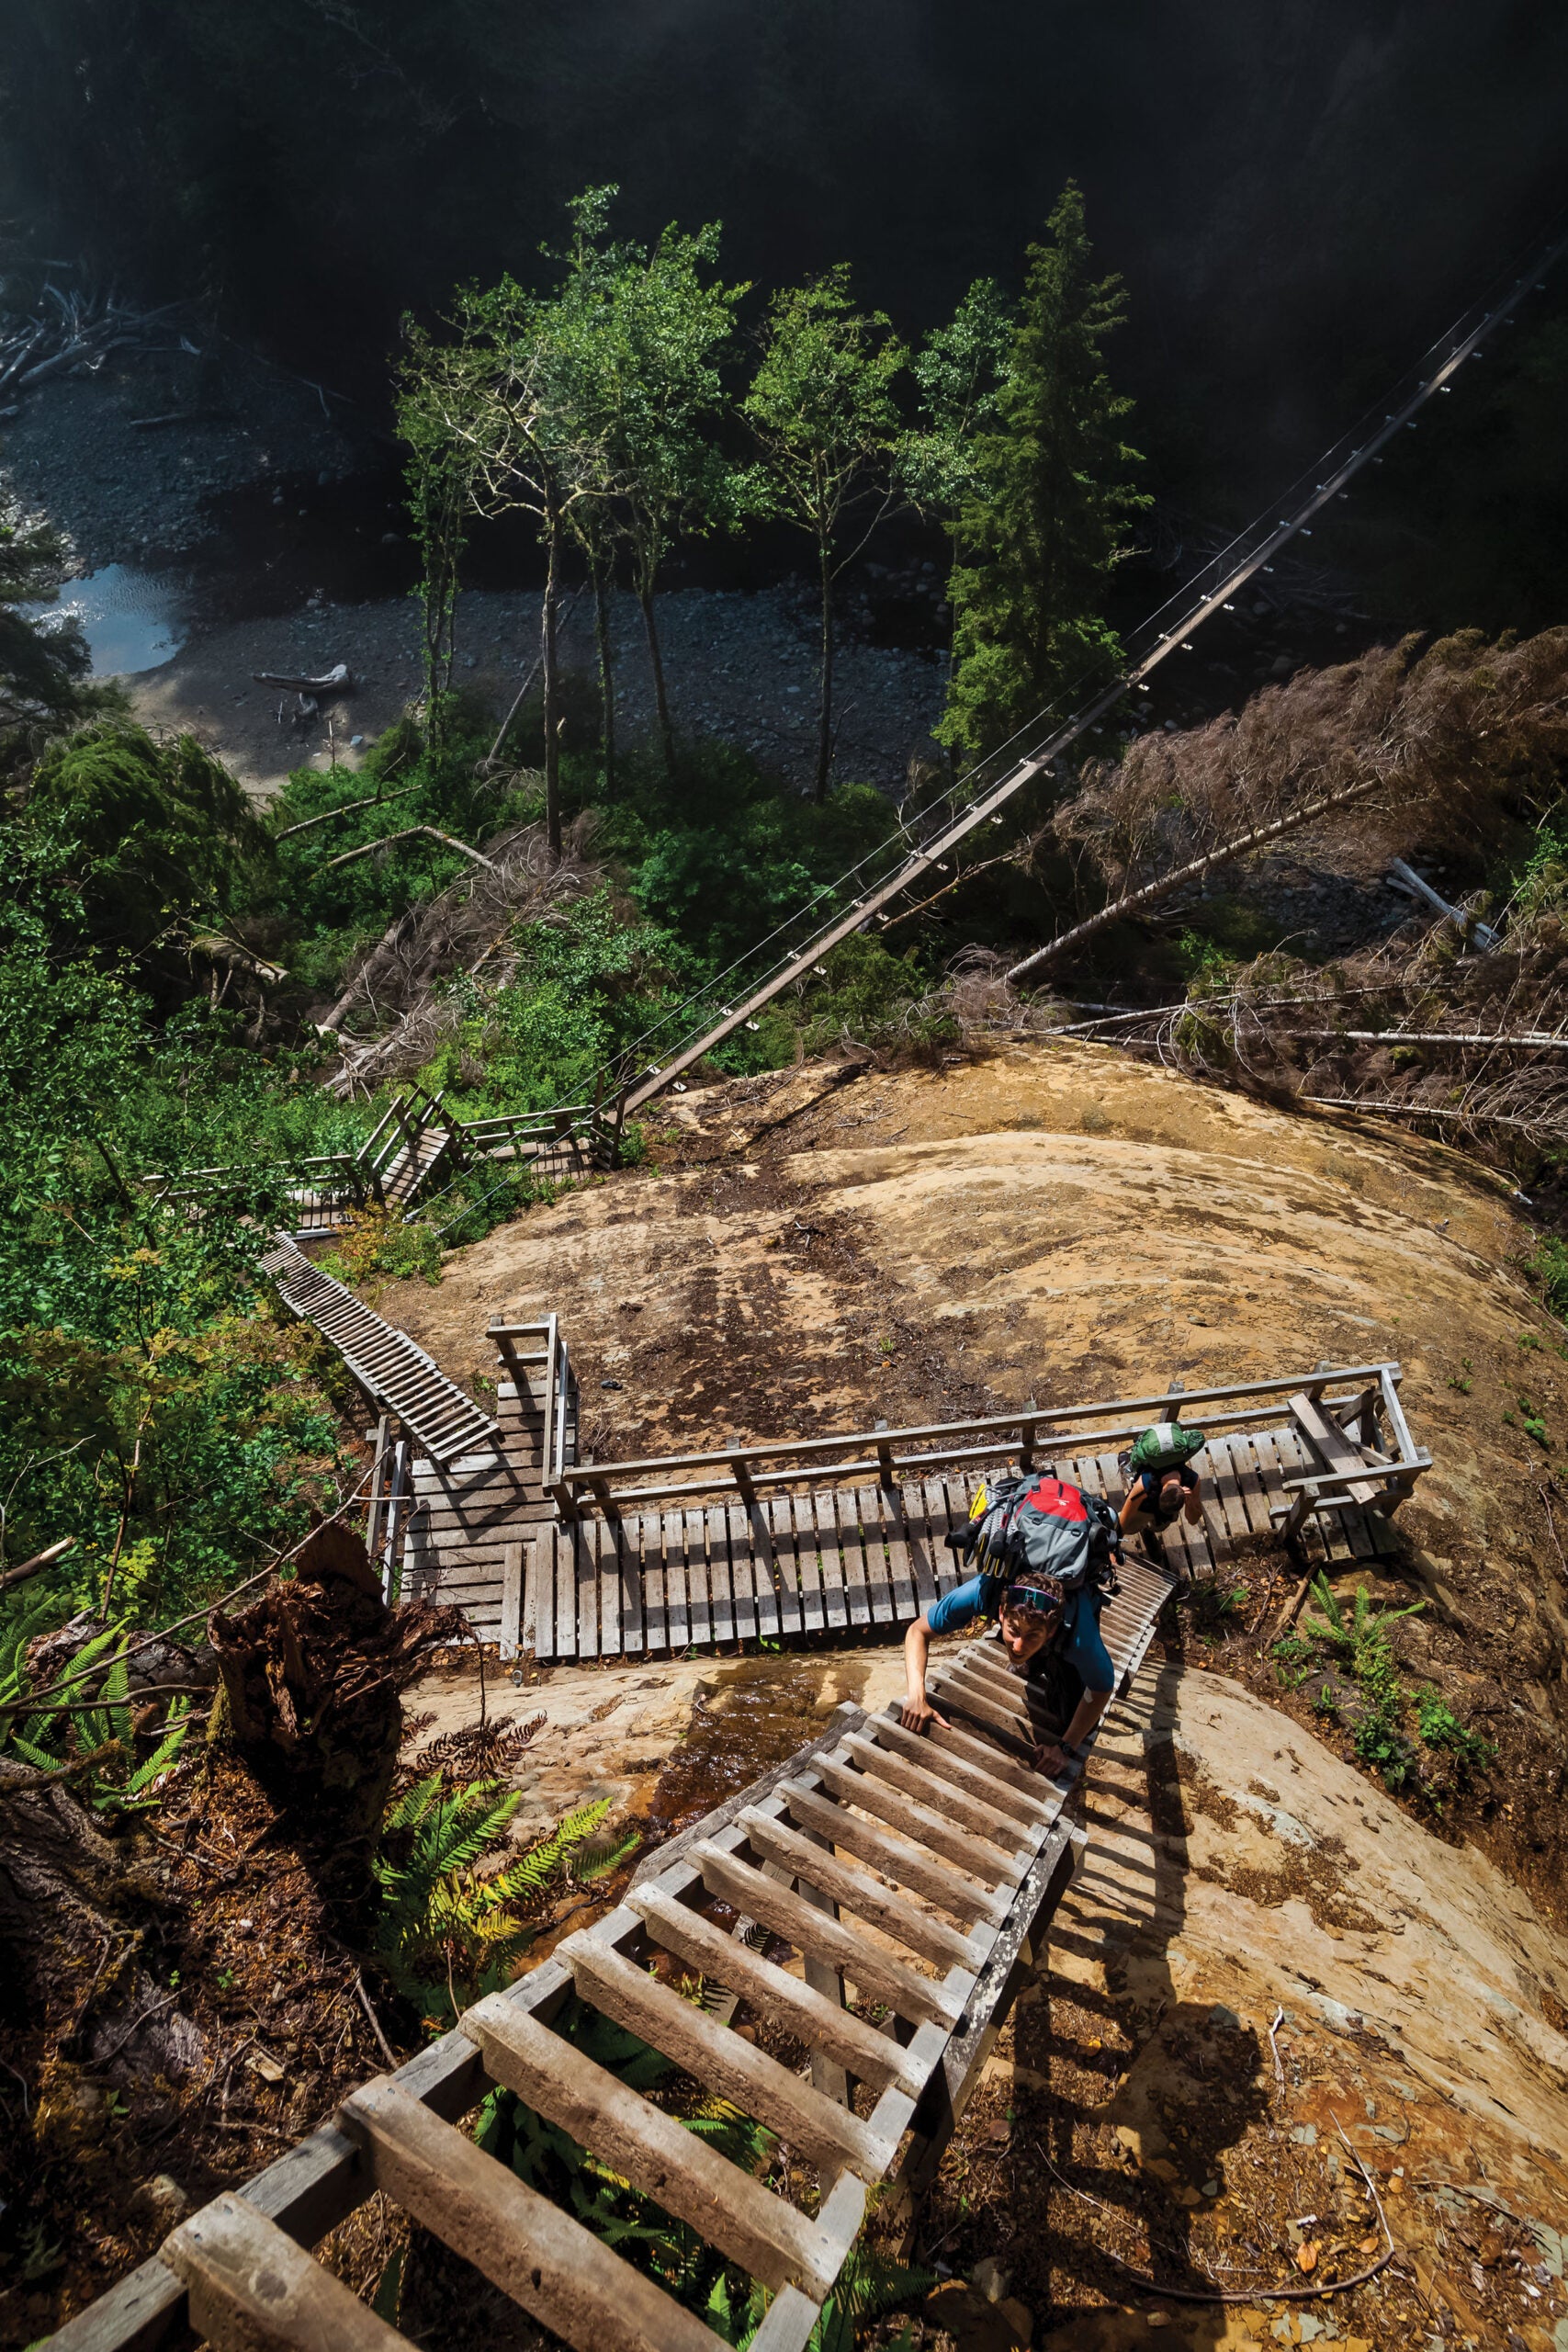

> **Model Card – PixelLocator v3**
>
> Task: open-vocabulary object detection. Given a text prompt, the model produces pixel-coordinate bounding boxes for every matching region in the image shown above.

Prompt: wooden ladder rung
[811,1752,1027,1887]
[692,1838,968,2030]
[630,1884,922,2097]
[337,2075,719,2352]
[461,1993,845,2301]
[737,1805,992,1973]
[868,1710,1056,1828]
[560,1930,896,2183]
[837,1728,1038,1855]
[163,2191,410,2352]
[777,1776,1010,1927]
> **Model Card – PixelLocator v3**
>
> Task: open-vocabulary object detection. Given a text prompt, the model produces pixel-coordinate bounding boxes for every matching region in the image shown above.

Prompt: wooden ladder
[54,1562,1172,2352]
[260,1238,499,1465]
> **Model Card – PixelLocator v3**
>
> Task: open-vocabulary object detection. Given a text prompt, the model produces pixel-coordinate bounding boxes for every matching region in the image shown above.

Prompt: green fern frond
[121,1700,191,1799]
[572,1827,641,1883]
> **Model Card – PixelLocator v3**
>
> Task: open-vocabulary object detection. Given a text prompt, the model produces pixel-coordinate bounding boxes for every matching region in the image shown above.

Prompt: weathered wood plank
[789,1490,825,1634]
[812,1490,848,1632]
[561,1930,895,2184]
[661,1507,689,1653]
[691,1841,966,2030]
[866,1711,1055,1830]
[811,1753,1024,1887]
[834,1487,872,1629]
[739,1498,782,1640]
[499,1541,525,1661]
[777,1777,1010,1926]
[737,1807,989,1972]
[528,1532,554,1665]
[640,1511,667,1656]
[706,1500,736,1646]
[576,1517,599,1659]
[837,1728,1033,1856]
[855,1486,895,1625]
[628,1885,920,2098]
[163,2192,407,2352]
[684,1504,712,1648]
[338,2075,717,2352]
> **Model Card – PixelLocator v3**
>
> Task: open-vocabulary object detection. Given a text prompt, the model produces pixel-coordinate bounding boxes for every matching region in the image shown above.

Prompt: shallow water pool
[24,563,187,676]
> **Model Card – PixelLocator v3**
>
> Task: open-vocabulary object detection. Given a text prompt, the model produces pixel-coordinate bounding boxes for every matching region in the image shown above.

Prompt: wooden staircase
[261,1238,500,1464]
[51,1563,1173,2352]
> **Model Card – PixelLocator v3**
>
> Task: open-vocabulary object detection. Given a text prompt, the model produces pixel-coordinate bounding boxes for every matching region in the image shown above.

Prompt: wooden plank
[788,1490,825,1635]
[596,1515,622,1658]
[923,1477,960,1599]
[706,1500,736,1645]
[619,1514,646,1655]
[834,1487,872,1629]
[727,1497,760,1642]
[464,1990,846,2300]
[629,1885,919,2096]
[838,1729,1033,1856]
[738,1807,989,1972]
[1272,1425,1328,1561]
[763,1495,801,1638]
[855,1486,895,1624]
[551,1521,577,1662]
[811,1753,1023,1886]
[561,1930,893,2183]
[865,1713,1055,1830]
[692,1840,964,2030]
[163,2192,408,2352]
[683,1504,712,1647]
[337,2075,718,2352]
[898,1708,1055,1802]
[879,1484,918,1621]
[576,1517,600,1659]
[1290,1391,1385,1504]
[1230,1431,1273,1536]
[807,1490,844,1632]
[1207,1436,1251,1544]
[640,1510,668,1656]
[499,1541,525,1660]
[899,1485,940,1617]
[528,1530,554,1665]
[739,1499,782,1640]
[661,1508,689,1653]
[778,1776,1010,1927]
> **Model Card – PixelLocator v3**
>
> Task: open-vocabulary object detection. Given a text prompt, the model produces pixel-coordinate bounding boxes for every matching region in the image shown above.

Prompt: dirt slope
[378,1041,1568,1914]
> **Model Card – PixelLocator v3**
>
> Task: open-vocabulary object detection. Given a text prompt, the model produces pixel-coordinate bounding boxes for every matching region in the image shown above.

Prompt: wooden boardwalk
[53,1555,1172,2352]
[522,1425,1393,1666]
[391,1345,1420,1657]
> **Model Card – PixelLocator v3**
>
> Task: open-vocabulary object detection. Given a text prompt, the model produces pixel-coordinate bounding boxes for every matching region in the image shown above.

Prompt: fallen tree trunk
[1006,774,1386,983]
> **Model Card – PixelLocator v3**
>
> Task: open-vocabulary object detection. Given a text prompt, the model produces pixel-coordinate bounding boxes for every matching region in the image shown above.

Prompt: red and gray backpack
[946,1472,1122,1592]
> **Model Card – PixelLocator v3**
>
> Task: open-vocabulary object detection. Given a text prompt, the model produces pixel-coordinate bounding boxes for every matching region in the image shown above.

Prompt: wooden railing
[552,1363,1430,1523]
[488,1314,578,1496]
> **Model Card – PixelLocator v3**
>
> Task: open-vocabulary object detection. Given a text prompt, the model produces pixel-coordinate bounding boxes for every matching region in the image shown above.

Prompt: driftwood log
[252,664,356,694]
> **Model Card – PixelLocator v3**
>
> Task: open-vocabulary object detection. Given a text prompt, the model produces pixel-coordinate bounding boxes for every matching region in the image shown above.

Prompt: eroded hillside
[381,1041,1568,1917]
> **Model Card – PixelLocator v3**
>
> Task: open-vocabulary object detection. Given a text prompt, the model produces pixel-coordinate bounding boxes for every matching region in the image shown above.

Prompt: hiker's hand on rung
[900,1692,950,1736]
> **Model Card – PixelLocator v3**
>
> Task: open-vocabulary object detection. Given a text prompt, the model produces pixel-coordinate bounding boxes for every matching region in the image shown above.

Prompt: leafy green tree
[743,268,906,799]
[899,275,1014,527]
[397,356,477,754]
[405,283,604,856]
[938,184,1147,768]
[0,503,93,768]
[23,721,274,978]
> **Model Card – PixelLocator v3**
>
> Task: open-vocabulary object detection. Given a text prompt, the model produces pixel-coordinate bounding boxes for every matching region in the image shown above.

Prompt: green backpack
[1128,1421,1207,1475]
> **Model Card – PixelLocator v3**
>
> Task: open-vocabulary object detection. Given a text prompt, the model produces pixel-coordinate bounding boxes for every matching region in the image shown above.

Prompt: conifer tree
[938,184,1147,770]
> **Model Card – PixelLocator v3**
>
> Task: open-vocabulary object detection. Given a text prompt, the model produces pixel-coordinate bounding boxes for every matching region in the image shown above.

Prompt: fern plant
[5,1617,191,1813]
[374,1784,638,2026]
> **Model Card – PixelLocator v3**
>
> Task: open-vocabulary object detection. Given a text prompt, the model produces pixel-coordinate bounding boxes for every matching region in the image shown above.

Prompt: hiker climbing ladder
[51,1559,1172,2352]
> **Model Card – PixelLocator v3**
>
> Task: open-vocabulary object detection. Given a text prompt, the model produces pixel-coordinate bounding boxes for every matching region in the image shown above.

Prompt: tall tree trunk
[637,581,677,781]
[815,536,835,803]
[541,511,563,855]
[592,557,616,802]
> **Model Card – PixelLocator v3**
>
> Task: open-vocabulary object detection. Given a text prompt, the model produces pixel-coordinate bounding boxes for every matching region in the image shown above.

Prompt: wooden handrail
[558,1364,1405,1490]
